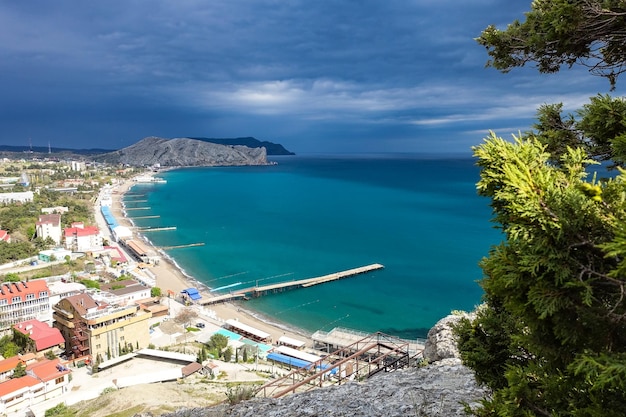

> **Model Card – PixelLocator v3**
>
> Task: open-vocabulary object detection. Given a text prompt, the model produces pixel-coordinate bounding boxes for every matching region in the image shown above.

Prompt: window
[120,336,125,341]
[11,296,21,303]
[95,334,100,339]
[0,299,6,306]
[39,291,48,297]
[26,293,35,301]
[55,376,64,384]
[96,344,101,349]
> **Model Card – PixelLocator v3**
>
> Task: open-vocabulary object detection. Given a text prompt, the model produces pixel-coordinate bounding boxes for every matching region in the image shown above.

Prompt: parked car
[196,322,205,328]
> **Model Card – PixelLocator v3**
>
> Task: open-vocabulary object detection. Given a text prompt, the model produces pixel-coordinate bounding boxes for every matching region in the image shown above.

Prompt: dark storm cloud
[0,1,617,153]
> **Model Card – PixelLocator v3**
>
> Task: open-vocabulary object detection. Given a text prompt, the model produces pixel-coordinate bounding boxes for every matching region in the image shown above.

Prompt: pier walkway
[199,263,383,306]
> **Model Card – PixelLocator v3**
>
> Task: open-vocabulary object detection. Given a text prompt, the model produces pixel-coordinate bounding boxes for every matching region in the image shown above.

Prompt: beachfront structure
[0,191,34,204]
[36,214,62,245]
[63,222,103,252]
[277,335,307,350]
[224,318,272,343]
[0,358,70,415]
[12,319,65,354]
[120,237,160,264]
[52,292,152,360]
[0,280,51,331]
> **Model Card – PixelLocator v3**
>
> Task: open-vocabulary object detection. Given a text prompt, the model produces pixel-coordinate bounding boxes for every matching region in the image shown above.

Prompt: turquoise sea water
[125,155,501,339]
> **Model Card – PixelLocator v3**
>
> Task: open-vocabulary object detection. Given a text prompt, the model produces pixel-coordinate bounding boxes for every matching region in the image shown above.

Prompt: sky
[0,1,620,155]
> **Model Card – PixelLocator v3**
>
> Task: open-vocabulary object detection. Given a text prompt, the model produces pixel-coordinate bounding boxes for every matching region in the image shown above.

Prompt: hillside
[190,137,295,155]
[92,137,270,167]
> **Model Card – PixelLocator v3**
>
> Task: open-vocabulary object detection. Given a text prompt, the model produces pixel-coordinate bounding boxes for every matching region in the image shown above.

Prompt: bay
[125,155,501,339]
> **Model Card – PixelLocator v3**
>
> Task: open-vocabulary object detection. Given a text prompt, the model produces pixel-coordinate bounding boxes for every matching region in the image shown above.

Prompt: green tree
[150,287,162,297]
[531,95,626,166]
[3,273,21,283]
[223,346,233,362]
[477,0,626,88]
[456,134,626,416]
[207,333,228,352]
[11,362,26,378]
[2,341,20,358]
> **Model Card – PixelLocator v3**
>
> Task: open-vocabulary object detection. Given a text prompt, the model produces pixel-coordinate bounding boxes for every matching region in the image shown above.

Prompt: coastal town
[0,155,423,417]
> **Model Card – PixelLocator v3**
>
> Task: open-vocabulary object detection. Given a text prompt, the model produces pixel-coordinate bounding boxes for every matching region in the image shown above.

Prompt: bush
[225,385,256,405]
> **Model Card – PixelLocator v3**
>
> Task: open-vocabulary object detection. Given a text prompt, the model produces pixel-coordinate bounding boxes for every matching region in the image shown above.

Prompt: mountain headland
[92,137,272,167]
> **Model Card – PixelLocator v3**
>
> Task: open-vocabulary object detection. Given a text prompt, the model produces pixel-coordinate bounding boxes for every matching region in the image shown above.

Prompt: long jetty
[136,226,176,232]
[199,264,384,306]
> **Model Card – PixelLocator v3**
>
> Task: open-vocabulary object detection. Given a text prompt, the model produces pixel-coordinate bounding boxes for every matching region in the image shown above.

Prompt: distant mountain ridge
[0,136,293,156]
[189,137,295,155]
[0,145,112,155]
[92,136,270,167]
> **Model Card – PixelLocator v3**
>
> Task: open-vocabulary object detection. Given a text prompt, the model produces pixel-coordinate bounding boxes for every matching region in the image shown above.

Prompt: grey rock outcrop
[423,314,467,362]
[143,359,488,417]
[94,137,269,167]
[138,314,489,417]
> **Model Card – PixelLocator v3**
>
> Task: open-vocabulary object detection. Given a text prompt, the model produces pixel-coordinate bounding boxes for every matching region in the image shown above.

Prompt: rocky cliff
[94,137,270,167]
[138,314,489,417]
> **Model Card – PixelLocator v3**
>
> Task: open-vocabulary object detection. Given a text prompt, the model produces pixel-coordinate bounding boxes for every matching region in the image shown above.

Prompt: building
[97,279,151,306]
[41,206,69,215]
[0,191,34,204]
[13,320,65,354]
[38,248,72,263]
[53,293,152,361]
[36,214,62,245]
[120,238,160,264]
[63,222,102,252]
[0,358,70,415]
[0,230,10,243]
[0,280,51,330]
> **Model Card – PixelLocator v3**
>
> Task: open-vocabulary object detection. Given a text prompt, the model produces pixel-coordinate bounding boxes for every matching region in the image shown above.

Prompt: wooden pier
[136,226,176,232]
[125,207,151,211]
[158,242,205,250]
[129,215,161,220]
[199,263,383,306]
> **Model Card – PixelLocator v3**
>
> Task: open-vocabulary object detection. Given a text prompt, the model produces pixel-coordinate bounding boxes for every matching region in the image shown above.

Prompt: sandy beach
[107,177,312,345]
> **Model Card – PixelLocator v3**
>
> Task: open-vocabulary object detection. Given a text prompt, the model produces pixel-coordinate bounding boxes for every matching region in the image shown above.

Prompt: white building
[36,214,62,244]
[0,191,34,204]
[64,223,103,252]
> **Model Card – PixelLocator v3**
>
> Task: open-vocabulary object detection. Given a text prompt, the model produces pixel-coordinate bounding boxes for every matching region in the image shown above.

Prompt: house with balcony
[12,319,65,355]
[0,280,50,331]
[52,293,152,361]
[0,358,70,415]
[63,222,102,252]
[36,214,62,245]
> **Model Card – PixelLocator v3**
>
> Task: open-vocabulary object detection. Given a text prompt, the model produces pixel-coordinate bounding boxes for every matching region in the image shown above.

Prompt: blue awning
[267,352,311,368]
[182,288,202,300]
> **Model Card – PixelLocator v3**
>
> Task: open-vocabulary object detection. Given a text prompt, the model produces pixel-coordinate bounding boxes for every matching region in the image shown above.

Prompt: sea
[124,155,502,340]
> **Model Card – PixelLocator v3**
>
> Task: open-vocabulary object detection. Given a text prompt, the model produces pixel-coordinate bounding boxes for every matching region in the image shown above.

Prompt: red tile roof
[0,357,22,374]
[64,225,100,238]
[13,320,65,352]
[27,359,70,382]
[0,376,40,398]
[63,292,108,316]
[0,230,9,242]
[36,214,61,226]
[0,280,49,305]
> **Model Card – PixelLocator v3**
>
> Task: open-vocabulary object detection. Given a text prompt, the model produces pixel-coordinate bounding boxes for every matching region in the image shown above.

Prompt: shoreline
[108,176,313,344]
